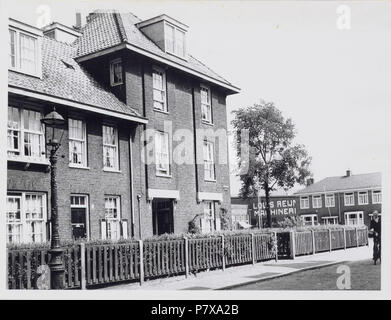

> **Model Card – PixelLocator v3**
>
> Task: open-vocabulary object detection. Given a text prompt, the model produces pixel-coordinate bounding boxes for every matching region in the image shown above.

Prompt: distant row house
[6,11,240,244]
[231,171,381,228]
[294,170,381,227]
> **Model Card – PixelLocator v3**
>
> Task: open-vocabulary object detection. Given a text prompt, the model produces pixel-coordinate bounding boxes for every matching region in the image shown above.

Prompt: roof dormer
[42,22,82,44]
[9,18,43,78]
[136,14,188,60]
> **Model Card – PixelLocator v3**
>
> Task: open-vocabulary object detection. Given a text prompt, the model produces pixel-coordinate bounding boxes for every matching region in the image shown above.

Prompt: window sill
[103,168,122,173]
[201,120,214,126]
[7,157,50,166]
[110,82,123,87]
[69,164,90,170]
[358,203,369,206]
[204,178,217,183]
[153,108,169,115]
[156,173,172,178]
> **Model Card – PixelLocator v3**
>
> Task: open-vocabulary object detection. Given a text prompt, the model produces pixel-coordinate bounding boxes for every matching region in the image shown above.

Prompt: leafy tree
[232,101,312,228]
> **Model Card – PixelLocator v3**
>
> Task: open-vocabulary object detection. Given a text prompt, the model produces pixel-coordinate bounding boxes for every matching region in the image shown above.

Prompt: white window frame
[7,106,47,164]
[358,191,369,205]
[312,195,322,209]
[344,193,355,206]
[344,211,364,226]
[321,216,338,225]
[104,196,121,240]
[155,131,171,176]
[203,201,216,233]
[203,140,215,181]
[110,58,123,86]
[372,190,381,204]
[164,22,186,58]
[102,125,119,171]
[70,194,90,240]
[9,26,41,77]
[325,194,335,208]
[6,192,47,244]
[152,66,167,112]
[200,85,212,124]
[300,196,309,209]
[68,118,87,168]
[301,214,318,226]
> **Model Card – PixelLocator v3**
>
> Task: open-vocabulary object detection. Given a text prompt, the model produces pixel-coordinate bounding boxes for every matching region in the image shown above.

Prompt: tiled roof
[9,36,143,120]
[74,11,237,90]
[294,172,381,195]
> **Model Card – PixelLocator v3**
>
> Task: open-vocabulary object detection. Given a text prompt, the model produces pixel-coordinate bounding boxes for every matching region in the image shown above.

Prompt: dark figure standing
[369,210,381,265]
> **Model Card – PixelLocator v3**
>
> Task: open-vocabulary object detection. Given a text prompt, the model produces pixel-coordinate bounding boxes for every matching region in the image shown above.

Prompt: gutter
[8,85,148,124]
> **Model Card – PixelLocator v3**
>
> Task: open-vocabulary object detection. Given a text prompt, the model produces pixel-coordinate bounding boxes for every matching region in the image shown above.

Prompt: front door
[70,195,89,240]
[152,199,174,235]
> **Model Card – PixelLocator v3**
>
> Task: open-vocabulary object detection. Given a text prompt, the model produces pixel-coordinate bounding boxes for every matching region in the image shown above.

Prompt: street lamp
[41,108,66,289]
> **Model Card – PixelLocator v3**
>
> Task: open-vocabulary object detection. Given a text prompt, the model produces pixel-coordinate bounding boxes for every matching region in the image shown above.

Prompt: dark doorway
[152,199,174,235]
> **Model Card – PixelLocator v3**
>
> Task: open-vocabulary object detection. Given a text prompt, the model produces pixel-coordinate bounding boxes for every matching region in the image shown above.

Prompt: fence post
[289,230,296,259]
[184,237,189,278]
[273,232,278,262]
[80,243,86,290]
[251,233,255,265]
[221,235,226,271]
[355,227,359,247]
[343,227,347,250]
[328,229,332,252]
[311,230,316,255]
[138,240,144,285]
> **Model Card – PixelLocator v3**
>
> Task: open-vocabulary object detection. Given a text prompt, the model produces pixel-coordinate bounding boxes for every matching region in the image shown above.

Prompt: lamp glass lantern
[41,108,66,148]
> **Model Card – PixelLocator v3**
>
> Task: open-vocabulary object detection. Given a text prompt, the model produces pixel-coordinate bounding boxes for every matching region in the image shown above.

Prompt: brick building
[294,171,382,227]
[6,11,239,244]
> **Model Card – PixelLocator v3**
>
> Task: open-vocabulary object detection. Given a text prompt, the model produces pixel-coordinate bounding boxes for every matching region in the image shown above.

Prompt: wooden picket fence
[7,227,368,289]
[8,245,81,289]
[290,226,368,258]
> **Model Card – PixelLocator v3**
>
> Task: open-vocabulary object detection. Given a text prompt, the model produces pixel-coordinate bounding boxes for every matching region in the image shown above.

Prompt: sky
[3,0,391,197]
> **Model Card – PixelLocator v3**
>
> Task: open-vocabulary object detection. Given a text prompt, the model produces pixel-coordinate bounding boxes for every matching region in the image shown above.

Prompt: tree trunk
[264,183,272,228]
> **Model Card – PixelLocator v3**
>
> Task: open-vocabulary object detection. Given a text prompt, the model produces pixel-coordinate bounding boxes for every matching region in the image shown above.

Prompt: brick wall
[7,98,137,241]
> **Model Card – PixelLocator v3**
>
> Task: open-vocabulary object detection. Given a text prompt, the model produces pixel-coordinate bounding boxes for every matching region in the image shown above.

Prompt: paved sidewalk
[99,242,372,290]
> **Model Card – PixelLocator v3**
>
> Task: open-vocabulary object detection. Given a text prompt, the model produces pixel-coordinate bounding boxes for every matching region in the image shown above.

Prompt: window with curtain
[69,118,87,167]
[155,131,170,176]
[110,58,123,86]
[203,140,215,180]
[153,68,167,112]
[102,125,118,170]
[105,196,121,240]
[6,193,46,244]
[7,106,45,162]
[201,86,212,123]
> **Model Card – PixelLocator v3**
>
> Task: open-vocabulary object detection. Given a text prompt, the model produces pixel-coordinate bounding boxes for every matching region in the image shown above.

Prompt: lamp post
[41,108,66,289]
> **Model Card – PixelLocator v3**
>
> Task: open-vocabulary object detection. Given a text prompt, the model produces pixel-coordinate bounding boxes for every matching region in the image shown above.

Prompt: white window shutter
[121,220,128,239]
[100,219,107,240]
[200,217,208,233]
[215,217,221,231]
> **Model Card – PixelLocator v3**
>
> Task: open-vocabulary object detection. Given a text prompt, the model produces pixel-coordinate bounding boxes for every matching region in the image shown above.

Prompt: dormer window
[9,20,42,77]
[164,22,186,58]
[110,58,123,86]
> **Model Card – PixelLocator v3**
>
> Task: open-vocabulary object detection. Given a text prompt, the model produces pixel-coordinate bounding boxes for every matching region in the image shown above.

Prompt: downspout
[128,130,135,238]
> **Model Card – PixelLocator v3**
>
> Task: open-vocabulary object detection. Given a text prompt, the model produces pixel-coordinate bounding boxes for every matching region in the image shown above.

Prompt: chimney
[306,178,314,186]
[74,12,82,30]
[346,170,351,177]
